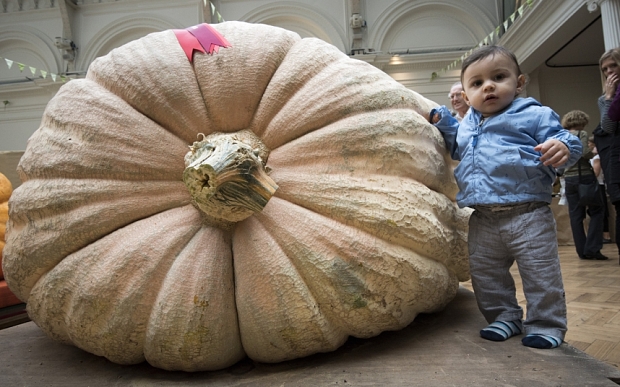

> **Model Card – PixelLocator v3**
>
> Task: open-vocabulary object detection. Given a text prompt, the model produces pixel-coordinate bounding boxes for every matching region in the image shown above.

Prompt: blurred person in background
[594,47,620,261]
[448,81,469,122]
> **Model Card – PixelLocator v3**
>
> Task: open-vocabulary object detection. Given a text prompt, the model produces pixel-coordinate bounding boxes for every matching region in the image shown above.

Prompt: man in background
[449,81,469,121]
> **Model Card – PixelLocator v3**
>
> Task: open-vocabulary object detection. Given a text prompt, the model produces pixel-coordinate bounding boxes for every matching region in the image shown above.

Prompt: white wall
[537,65,604,132]
[0,81,62,151]
[221,0,349,52]
[0,5,64,151]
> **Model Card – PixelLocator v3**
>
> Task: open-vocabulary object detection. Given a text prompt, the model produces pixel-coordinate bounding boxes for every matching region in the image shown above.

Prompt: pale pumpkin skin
[3,22,471,372]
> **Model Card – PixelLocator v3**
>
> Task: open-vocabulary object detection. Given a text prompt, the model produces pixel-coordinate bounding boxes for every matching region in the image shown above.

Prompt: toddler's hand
[534,139,569,167]
[428,109,440,124]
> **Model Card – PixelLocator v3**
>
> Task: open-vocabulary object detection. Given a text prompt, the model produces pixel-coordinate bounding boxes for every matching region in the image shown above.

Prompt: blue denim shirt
[432,97,582,208]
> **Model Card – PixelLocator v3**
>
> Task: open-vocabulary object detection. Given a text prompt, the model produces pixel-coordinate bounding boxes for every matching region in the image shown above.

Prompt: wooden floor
[1,242,619,375]
[462,243,620,371]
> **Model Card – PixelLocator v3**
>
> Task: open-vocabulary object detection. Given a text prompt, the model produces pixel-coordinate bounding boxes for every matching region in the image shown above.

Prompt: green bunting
[1,56,64,83]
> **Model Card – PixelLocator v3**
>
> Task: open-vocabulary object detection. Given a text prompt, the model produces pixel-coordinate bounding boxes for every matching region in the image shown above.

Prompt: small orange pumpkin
[0,172,22,310]
[0,172,12,280]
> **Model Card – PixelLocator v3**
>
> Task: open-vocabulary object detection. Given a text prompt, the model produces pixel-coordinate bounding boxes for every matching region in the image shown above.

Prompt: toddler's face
[462,54,525,117]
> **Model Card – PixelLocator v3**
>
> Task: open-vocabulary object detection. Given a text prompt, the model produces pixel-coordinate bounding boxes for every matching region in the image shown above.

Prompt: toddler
[428,45,582,349]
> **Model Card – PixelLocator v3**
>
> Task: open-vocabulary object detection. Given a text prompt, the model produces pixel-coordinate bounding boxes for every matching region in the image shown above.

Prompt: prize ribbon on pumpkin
[174,23,231,62]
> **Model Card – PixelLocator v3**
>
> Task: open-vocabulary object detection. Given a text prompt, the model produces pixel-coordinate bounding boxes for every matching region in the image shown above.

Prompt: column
[588,0,620,50]
[601,0,620,49]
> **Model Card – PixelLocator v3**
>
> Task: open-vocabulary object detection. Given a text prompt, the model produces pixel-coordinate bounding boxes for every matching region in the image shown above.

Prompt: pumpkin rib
[27,205,203,365]
[18,80,189,182]
[235,196,458,358]
[191,22,301,135]
[270,172,469,281]
[266,108,456,198]
[144,226,244,371]
[87,23,301,151]
[3,179,192,301]
[233,210,348,363]
[258,54,437,151]
[86,31,214,145]
[248,37,346,139]
[259,197,459,324]
[258,58,392,149]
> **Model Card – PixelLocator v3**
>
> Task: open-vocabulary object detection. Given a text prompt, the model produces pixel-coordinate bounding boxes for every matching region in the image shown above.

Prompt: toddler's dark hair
[460,45,522,84]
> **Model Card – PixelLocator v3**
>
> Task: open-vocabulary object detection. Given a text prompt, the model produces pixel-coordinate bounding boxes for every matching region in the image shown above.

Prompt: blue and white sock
[521,334,562,349]
[480,320,522,341]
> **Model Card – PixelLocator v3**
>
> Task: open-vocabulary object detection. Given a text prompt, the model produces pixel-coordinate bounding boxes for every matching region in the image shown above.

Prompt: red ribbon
[173,24,231,62]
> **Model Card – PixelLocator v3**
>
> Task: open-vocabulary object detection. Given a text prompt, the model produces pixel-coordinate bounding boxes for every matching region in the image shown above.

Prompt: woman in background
[561,111,606,260]
[594,47,620,262]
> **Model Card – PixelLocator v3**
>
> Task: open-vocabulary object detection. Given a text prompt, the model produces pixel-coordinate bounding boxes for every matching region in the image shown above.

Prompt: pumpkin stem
[183,130,277,229]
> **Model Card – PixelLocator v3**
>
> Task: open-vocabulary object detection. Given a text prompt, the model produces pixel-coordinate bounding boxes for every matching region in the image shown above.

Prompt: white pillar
[601,0,620,49]
[588,0,620,50]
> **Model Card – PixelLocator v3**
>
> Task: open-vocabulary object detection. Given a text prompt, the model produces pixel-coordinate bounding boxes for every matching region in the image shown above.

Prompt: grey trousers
[468,202,567,340]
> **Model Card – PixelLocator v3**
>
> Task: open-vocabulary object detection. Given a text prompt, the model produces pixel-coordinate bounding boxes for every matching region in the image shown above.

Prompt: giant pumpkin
[3,22,471,372]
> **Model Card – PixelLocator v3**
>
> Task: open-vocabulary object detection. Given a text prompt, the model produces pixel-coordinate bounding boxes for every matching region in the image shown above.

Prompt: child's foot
[521,334,562,349]
[480,320,522,341]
